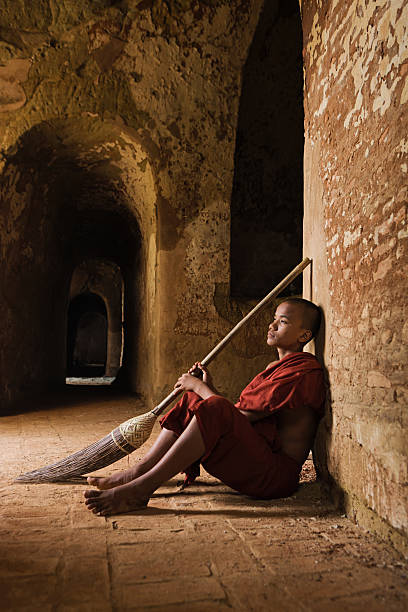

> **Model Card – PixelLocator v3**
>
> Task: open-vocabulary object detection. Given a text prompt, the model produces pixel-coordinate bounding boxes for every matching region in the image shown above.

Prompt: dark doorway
[67,293,108,377]
[230,0,304,298]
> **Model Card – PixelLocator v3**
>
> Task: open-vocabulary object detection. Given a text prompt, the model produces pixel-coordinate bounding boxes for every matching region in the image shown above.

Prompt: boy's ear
[299,329,312,343]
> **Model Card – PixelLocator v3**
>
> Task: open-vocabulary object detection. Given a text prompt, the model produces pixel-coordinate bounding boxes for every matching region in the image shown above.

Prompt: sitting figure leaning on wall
[84,297,326,516]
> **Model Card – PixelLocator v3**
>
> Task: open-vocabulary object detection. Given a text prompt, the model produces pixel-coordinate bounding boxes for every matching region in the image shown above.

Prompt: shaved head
[281,298,322,342]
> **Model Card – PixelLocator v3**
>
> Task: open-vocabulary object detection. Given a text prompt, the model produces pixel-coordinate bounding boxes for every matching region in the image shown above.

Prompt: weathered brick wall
[302,0,408,552]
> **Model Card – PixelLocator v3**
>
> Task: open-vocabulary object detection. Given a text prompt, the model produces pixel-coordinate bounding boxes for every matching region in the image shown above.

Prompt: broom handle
[151,257,311,416]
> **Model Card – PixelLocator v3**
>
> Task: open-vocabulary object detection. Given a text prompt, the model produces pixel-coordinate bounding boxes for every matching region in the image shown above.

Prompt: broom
[16,257,311,483]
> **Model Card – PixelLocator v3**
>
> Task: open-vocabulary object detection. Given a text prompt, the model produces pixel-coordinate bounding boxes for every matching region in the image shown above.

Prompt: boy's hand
[188,362,213,387]
[174,373,202,394]
[174,363,219,400]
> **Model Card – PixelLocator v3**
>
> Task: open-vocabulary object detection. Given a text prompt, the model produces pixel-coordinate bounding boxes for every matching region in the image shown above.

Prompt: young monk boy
[84,298,325,516]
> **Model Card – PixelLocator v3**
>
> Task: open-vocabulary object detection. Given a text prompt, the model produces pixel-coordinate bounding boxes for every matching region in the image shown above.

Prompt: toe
[85,499,98,508]
[84,489,100,499]
[87,476,100,485]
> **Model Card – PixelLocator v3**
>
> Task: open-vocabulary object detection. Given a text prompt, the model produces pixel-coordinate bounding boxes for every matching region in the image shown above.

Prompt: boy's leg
[87,391,201,490]
[87,428,178,490]
[84,415,205,515]
[84,395,300,516]
[179,395,301,499]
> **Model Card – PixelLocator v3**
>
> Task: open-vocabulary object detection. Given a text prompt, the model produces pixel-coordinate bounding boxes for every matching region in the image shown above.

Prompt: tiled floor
[1,387,407,611]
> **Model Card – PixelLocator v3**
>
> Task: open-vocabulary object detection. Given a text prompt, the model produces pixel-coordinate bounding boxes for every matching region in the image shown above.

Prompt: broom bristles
[15,411,157,483]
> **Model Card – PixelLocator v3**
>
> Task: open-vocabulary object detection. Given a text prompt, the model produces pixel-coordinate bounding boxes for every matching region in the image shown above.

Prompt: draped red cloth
[160,352,325,499]
[235,351,325,414]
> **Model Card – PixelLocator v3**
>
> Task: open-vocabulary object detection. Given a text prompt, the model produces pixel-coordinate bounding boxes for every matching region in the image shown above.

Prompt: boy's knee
[196,395,236,422]
[181,391,202,405]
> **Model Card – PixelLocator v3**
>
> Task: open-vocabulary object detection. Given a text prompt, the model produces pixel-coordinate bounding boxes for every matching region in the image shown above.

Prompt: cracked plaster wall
[302,0,408,554]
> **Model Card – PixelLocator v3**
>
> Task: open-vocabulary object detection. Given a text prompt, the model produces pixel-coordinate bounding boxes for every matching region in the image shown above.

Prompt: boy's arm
[238,409,268,423]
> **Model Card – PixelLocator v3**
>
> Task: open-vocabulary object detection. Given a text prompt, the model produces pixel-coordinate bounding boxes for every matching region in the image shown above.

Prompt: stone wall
[302,0,408,554]
[0,144,69,403]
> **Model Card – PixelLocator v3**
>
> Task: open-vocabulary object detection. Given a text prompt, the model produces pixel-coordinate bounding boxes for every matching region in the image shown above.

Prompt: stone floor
[1,386,407,611]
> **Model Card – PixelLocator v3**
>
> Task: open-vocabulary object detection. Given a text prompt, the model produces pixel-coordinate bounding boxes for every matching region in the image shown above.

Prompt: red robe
[160,352,325,499]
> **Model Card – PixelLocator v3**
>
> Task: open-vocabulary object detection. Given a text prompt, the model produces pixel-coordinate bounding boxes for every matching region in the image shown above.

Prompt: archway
[67,293,107,377]
[0,116,158,409]
[68,258,124,382]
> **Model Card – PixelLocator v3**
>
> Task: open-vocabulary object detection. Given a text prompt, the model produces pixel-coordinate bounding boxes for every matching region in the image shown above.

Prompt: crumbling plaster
[302,0,408,554]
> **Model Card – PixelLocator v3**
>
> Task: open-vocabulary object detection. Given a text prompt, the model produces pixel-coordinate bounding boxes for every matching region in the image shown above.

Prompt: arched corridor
[0,116,158,403]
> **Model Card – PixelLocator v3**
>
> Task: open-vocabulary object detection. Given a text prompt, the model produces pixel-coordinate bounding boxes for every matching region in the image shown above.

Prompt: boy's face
[267,302,311,352]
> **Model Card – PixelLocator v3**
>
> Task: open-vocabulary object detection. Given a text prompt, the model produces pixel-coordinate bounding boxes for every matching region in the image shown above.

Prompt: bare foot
[84,481,150,516]
[87,463,149,490]
[87,474,126,490]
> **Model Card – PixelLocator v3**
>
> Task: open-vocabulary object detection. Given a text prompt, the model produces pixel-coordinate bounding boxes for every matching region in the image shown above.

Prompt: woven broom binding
[118,411,157,448]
